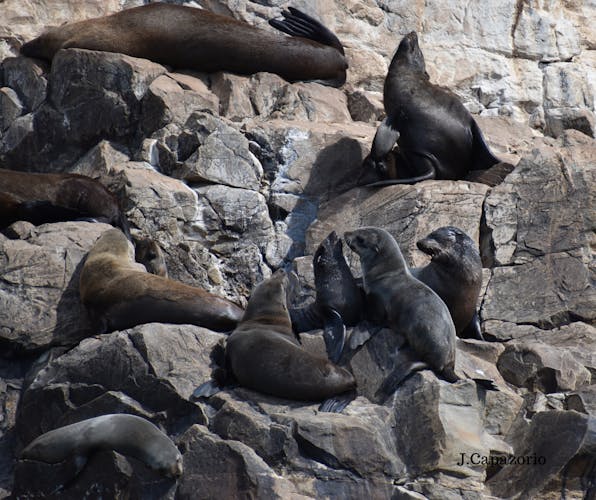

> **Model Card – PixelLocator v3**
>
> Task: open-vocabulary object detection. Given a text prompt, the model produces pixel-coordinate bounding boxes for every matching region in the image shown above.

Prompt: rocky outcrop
[0,1,594,499]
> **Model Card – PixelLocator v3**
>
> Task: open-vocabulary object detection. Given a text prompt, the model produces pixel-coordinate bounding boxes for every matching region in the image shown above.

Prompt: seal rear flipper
[470,119,500,170]
[472,378,499,391]
[364,150,437,186]
[318,389,356,413]
[323,308,346,364]
[378,360,429,398]
[465,161,515,187]
[460,311,484,341]
[269,7,345,55]
[191,380,223,399]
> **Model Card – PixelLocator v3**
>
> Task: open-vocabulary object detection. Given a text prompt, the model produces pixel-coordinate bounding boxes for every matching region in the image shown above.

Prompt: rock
[140,74,219,134]
[177,424,306,500]
[0,87,23,131]
[567,385,596,416]
[0,222,111,354]
[487,410,595,499]
[0,56,48,112]
[497,339,592,393]
[307,181,489,267]
[346,89,384,123]
[16,324,220,445]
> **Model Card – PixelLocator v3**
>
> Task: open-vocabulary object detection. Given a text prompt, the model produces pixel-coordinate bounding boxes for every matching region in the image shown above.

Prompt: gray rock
[0,222,110,354]
[0,87,23,131]
[177,424,307,500]
[487,410,594,499]
[0,56,48,112]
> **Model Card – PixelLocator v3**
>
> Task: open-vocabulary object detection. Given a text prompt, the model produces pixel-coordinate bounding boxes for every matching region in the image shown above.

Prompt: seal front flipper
[460,311,484,341]
[364,150,438,187]
[470,119,500,170]
[322,308,346,364]
[269,7,344,54]
[377,360,429,399]
[191,380,223,399]
[319,389,356,413]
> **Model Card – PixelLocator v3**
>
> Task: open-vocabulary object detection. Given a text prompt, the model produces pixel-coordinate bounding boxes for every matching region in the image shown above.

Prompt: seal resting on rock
[344,227,496,395]
[193,269,357,412]
[20,414,183,479]
[0,168,129,236]
[290,231,364,362]
[21,3,348,87]
[412,226,484,340]
[79,228,243,333]
[359,31,502,186]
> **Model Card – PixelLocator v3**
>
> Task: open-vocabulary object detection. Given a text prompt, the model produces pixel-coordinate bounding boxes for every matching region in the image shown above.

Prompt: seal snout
[416,237,442,257]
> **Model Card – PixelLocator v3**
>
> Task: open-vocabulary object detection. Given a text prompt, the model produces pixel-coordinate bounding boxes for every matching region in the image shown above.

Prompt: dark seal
[0,168,129,236]
[412,227,484,340]
[20,414,183,478]
[290,231,364,362]
[360,31,502,186]
[344,227,496,395]
[194,269,356,412]
[79,228,244,333]
[134,236,168,278]
[21,3,348,87]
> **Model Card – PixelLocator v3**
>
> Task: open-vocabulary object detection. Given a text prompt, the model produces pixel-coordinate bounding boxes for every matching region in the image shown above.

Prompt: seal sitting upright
[344,227,496,396]
[359,32,502,186]
[412,227,484,340]
[194,269,356,412]
[79,228,243,333]
[21,3,348,87]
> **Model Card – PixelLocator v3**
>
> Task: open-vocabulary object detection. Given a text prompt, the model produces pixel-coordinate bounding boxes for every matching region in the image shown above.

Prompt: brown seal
[412,226,484,340]
[21,4,348,87]
[20,414,183,478]
[360,31,503,186]
[0,168,129,236]
[193,269,356,411]
[344,227,497,395]
[134,236,168,278]
[79,228,243,333]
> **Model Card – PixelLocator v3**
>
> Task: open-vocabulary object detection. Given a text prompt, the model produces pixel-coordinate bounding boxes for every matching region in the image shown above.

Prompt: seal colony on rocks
[412,226,484,340]
[360,31,501,186]
[20,3,348,87]
[344,227,496,395]
[290,231,364,362]
[194,269,357,412]
[20,414,183,479]
[79,228,244,334]
[0,168,129,236]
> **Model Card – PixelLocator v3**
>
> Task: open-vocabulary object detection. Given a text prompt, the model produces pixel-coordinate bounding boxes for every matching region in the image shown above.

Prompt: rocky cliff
[0,1,594,499]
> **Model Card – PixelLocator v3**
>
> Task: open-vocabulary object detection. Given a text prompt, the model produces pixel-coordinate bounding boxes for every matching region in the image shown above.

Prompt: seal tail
[269,7,345,55]
[319,389,356,413]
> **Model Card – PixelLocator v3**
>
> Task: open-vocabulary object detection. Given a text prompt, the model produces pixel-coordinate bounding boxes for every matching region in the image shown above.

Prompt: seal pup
[412,227,484,340]
[344,227,496,395]
[20,414,183,479]
[360,31,501,186]
[134,236,168,278]
[0,168,129,236]
[21,3,348,87]
[194,269,356,412]
[79,228,243,333]
[290,231,364,362]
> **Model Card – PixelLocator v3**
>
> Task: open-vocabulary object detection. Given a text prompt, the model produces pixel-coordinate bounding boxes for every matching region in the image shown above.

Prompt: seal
[194,269,356,412]
[359,31,501,186]
[411,227,484,340]
[21,3,348,87]
[79,228,244,333]
[20,413,183,479]
[0,168,129,236]
[289,231,364,362]
[134,236,168,278]
[344,227,496,395]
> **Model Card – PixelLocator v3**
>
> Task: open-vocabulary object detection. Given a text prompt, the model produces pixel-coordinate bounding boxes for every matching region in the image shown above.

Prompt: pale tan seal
[79,228,243,333]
